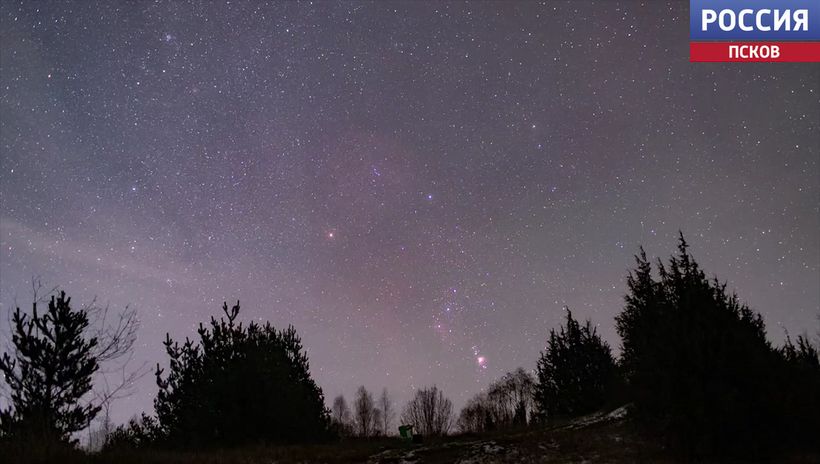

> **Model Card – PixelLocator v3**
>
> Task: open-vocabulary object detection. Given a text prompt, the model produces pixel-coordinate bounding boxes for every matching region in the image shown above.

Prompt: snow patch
[368,447,421,464]
[606,405,630,420]
[565,404,631,430]
[455,440,510,464]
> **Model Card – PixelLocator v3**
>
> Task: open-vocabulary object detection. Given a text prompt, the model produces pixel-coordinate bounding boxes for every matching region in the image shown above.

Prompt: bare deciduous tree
[378,388,394,435]
[457,392,492,433]
[331,394,353,435]
[353,386,376,437]
[331,395,351,424]
[372,408,383,437]
[487,367,535,426]
[457,368,535,433]
[400,385,453,436]
[87,402,113,451]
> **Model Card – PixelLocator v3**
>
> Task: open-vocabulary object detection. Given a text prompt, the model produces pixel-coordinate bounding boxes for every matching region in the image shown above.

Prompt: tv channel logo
[690,0,820,62]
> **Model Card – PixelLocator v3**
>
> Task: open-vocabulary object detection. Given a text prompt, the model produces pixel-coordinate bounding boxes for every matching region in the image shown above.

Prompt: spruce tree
[614,234,815,454]
[534,308,616,420]
[778,333,820,450]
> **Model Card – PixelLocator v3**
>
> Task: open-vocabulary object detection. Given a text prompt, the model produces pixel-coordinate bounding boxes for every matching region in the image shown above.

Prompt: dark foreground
[7,408,818,464]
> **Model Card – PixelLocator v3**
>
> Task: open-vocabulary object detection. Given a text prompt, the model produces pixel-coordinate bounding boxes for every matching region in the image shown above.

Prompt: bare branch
[84,300,140,365]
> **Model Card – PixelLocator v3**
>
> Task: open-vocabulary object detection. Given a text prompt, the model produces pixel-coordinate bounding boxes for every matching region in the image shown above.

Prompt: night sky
[1,1,818,425]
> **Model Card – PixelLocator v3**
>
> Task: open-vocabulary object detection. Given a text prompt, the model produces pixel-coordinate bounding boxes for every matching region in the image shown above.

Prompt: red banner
[690,42,820,62]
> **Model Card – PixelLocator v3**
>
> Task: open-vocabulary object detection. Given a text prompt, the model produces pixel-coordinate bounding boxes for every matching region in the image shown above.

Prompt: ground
[7,407,818,463]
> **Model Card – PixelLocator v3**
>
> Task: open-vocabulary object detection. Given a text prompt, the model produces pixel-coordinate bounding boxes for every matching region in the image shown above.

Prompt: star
[0,0,815,429]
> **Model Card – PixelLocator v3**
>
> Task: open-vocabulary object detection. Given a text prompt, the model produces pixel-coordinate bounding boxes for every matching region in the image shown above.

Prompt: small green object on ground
[398,424,414,441]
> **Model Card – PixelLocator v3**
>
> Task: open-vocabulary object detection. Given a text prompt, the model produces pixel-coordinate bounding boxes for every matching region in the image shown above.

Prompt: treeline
[1,235,818,458]
[330,384,453,438]
[456,236,820,456]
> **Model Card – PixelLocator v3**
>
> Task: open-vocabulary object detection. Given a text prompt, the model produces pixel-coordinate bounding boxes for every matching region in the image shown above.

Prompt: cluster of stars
[0,1,816,425]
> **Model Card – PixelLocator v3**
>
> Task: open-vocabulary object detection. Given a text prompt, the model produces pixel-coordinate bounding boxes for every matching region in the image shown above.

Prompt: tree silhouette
[372,408,383,437]
[153,301,332,447]
[457,393,493,433]
[400,385,453,436]
[377,388,394,436]
[458,368,535,433]
[615,234,819,454]
[781,333,820,369]
[330,394,353,436]
[102,413,162,450]
[534,308,616,421]
[488,368,535,427]
[0,292,100,444]
[353,386,376,437]
[777,333,820,452]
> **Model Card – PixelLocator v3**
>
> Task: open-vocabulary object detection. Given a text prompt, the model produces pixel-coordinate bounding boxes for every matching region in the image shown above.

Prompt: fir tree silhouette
[616,233,820,455]
[533,308,616,421]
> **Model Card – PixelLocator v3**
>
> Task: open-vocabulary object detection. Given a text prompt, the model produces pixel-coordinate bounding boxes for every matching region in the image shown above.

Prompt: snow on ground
[455,440,511,464]
[368,405,632,463]
[367,446,420,464]
[565,404,631,430]
[605,405,630,420]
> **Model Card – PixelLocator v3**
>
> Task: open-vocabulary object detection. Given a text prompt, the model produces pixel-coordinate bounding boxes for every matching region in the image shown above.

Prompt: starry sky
[1,1,818,426]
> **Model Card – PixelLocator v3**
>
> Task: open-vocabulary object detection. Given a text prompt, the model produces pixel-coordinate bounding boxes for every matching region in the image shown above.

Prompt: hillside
[12,406,815,464]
